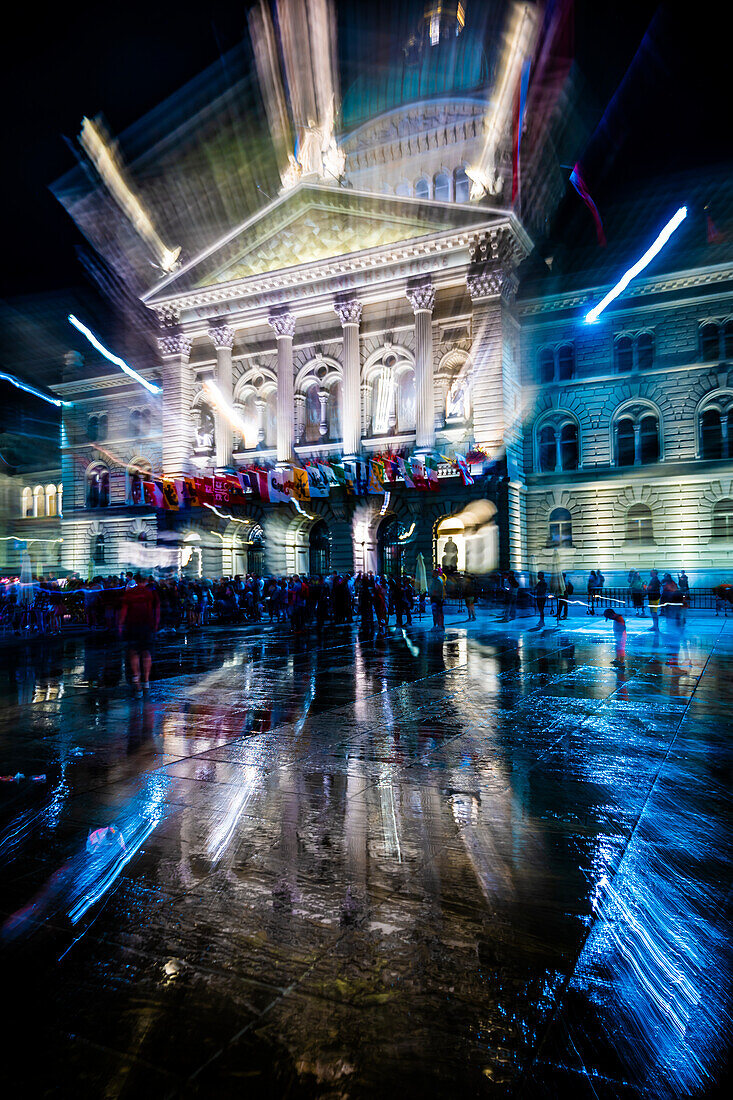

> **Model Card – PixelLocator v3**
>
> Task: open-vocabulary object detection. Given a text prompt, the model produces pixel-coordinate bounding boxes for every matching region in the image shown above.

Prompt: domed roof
[341,32,489,133]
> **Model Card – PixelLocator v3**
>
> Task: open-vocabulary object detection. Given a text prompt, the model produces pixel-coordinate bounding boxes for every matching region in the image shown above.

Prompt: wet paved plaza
[1,607,731,1098]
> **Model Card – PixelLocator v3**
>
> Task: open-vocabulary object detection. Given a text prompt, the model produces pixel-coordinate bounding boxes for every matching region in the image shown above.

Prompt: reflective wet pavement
[1,609,731,1098]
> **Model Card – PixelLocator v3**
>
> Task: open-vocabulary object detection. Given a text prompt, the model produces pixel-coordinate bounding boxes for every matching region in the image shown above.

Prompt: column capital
[467,267,518,303]
[208,325,235,350]
[268,310,296,339]
[406,282,435,314]
[334,297,362,326]
[158,332,192,361]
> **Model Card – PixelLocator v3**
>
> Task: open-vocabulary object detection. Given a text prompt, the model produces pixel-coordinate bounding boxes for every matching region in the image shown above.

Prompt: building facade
[44,3,733,587]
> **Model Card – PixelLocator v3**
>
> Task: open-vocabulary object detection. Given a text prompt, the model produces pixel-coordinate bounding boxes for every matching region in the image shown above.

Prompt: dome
[341,31,489,133]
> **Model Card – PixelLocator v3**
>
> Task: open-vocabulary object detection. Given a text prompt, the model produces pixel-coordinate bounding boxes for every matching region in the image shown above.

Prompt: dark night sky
[0,1,725,299]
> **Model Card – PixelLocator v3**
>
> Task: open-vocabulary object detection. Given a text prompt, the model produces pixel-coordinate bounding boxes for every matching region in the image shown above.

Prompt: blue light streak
[0,370,71,408]
[584,206,687,324]
[68,314,162,395]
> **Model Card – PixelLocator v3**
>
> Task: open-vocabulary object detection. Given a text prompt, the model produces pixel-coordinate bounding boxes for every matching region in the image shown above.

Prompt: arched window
[434,172,450,201]
[195,404,215,452]
[304,386,321,443]
[395,181,410,197]
[539,425,556,472]
[626,503,653,542]
[615,335,633,373]
[637,332,654,370]
[328,380,342,440]
[712,498,733,539]
[701,408,723,459]
[97,414,108,441]
[264,392,277,448]
[140,408,151,435]
[377,515,405,577]
[128,461,151,505]
[616,418,635,467]
[723,321,733,359]
[454,167,470,203]
[539,348,554,384]
[560,423,579,470]
[129,409,142,436]
[92,534,105,566]
[87,466,110,508]
[557,344,575,381]
[701,322,721,362]
[21,487,32,517]
[87,415,98,442]
[33,485,45,518]
[45,484,57,517]
[640,415,659,464]
[548,508,572,547]
[397,370,416,432]
[415,177,430,200]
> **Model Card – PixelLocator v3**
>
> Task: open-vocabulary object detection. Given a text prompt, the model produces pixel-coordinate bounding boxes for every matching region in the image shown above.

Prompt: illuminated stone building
[49,2,733,585]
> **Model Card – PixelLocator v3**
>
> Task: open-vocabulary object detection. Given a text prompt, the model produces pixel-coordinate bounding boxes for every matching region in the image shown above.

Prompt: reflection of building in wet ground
[1,611,730,1093]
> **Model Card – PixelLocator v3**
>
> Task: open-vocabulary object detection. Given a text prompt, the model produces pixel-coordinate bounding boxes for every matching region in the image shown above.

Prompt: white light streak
[68,315,161,394]
[0,370,71,408]
[202,379,250,439]
[585,207,687,324]
[202,502,250,524]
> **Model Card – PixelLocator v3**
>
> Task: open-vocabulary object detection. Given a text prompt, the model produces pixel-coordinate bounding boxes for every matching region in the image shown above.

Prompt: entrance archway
[435,501,498,575]
[309,520,331,576]
[377,515,405,577]
[247,525,265,575]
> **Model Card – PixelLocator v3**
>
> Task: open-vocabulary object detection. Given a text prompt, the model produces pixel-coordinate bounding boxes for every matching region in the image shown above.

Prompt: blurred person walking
[647,569,661,634]
[429,569,445,629]
[604,608,627,667]
[119,575,160,694]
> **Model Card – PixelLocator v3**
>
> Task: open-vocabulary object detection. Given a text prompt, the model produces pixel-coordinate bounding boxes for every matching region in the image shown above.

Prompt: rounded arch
[414,176,430,200]
[433,499,498,574]
[363,344,415,437]
[21,486,33,517]
[33,485,45,518]
[127,456,153,504]
[233,363,278,403]
[85,462,110,508]
[44,483,58,517]
[696,388,733,459]
[610,398,663,466]
[294,355,342,395]
[534,409,581,472]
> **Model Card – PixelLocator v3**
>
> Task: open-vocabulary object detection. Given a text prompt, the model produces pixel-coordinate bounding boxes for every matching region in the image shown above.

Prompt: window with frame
[614,335,633,373]
[548,507,572,547]
[93,534,106,566]
[640,415,659,464]
[701,322,723,362]
[21,486,32,517]
[434,172,450,201]
[557,344,575,381]
[626,503,653,542]
[454,167,470,203]
[637,332,654,369]
[616,417,635,466]
[560,423,579,470]
[712,498,733,539]
[415,177,430,200]
[700,408,723,459]
[538,347,555,384]
[539,425,556,472]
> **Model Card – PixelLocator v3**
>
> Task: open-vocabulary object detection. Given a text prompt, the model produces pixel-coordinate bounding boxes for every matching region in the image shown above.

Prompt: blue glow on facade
[584,206,687,324]
[68,314,162,395]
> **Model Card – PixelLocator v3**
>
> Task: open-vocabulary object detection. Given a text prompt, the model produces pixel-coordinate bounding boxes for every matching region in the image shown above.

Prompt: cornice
[519,263,733,318]
[52,373,160,396]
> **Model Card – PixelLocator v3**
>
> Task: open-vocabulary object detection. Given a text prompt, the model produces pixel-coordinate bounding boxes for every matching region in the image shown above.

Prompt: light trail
[585,207,687,323]
[68,315,161,394]
[0,370,71,408]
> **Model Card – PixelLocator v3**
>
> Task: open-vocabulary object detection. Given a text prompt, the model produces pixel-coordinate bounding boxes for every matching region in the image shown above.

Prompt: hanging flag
[397,456,415,489]
[268,468,291,503]
[174,479,191,508]
[512,58,532,204]
[383,456,398,483]
[318,461,337,487]
[291,466,310,501]
[410,456,427,489]
[226,473,249,504]
[161,481,180,510]
[245,467,269,501]
[189,477,206,507]
[367,459,382,494]
[305,463,328,497]
[424,455,439,489]
[569,164,606,246]
[331,460,347,488]
[455,454,474,486]
[143,481,165,508]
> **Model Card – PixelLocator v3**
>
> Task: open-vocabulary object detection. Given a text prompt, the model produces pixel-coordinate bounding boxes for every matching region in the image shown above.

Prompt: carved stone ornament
[334,298,363,326]
[156,304,180,329]
[406,283,435,314]
[268,311,296,339]
[467,269,518,303]
[208,325,235,350]
[157,333,192,360]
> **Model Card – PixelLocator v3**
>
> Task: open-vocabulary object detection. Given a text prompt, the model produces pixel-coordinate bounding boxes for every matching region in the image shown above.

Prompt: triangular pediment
[145,183,509,301]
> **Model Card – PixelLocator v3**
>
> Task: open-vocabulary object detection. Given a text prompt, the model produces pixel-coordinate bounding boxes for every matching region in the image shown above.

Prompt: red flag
[570,165,606,246]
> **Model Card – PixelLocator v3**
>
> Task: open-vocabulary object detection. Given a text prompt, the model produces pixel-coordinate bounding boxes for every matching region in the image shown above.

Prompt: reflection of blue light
[0,370,71,408]
[584,206,687,323]
[68,314,162,395]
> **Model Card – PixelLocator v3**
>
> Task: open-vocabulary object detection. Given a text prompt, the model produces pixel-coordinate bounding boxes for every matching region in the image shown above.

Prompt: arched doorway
[377,515,405,577]
[309,520,331,576]
[247,525,265,575]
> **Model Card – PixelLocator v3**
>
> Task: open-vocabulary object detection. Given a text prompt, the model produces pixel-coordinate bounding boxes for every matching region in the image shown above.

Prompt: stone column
[360,380,372,439]
[334,298,362,458]
[293,393,306,445]
[406,282,436,453]
[158,332,193,479]
[268,311,296,465]
[255,396,266,445]
[318,389,329,438]
[209,325,235,469]
[633,422,642,466]
[467,266,518,459]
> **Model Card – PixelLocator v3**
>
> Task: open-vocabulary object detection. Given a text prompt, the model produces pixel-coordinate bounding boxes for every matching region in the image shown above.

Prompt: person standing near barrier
[586,570,597,615]
[647,569,661,634]
[500,571,519,622]
[557,573,572,621]
[534,572,548,628]
[429,569,445,630]
[604,608,627,667]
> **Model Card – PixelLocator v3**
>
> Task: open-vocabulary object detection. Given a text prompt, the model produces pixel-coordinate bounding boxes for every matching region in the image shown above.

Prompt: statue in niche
[195,406,215,452]
[442,537,459,573]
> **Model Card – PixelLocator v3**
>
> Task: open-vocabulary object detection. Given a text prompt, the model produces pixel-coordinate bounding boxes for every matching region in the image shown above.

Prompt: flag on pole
[246,468,270,501]
[143,481,165,508]
[397,456,415,488]
[305,463,328,497]
[410,456,427,489]
[318,461,337,487]
[425,455,439,489]
[367,459,382,494]
[291,466,310,501]
[569,164,606,246]
[330,460,346,488]
[161,481,179,510]
[174,479,191,508]
[455,454,474,486]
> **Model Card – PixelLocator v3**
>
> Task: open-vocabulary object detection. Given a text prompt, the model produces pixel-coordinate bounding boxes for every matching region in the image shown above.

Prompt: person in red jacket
[603,608,627,667]
[119,576,160,692]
